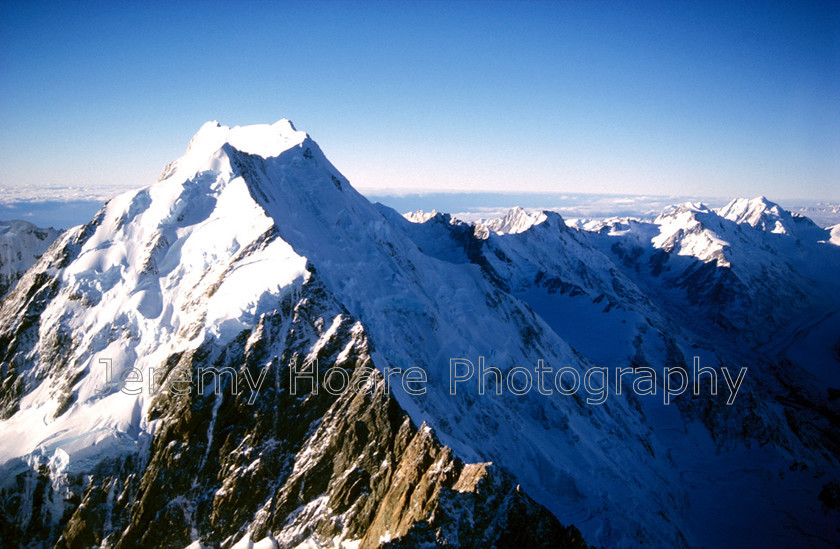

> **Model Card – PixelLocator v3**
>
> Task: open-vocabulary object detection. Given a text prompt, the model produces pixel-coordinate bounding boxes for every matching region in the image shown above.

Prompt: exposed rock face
[368,448,588,549]
[2,270,589,548]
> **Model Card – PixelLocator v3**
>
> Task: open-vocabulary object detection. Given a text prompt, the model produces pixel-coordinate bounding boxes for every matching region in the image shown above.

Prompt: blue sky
[1,0,838,200]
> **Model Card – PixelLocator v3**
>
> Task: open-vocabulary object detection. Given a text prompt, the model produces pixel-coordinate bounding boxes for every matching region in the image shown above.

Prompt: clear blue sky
[1,0,838,200]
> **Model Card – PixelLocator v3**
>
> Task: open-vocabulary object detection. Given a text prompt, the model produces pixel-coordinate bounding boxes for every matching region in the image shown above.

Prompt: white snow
[160,120,307,184]
[482,206,548,234]
[828,223,840,246]
[230,533,280,549]
[403,209,439,223]
[651,202,732,265]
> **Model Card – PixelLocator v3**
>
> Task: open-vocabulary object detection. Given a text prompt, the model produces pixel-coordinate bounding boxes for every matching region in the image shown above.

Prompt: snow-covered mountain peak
[719,195,776,218]
[719,196,782,228]
[0,120,326,463]
[188,119,306,157]
[484,206,549,234]
[651,201,731,265]
[653,201,716,240]
[656,201,712,219]
[159,119,311,183]
[404,209,440,223]
[717,196,827,241]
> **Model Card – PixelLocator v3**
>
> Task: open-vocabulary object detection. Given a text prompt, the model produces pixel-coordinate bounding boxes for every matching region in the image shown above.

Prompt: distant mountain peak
[484,206,549,234]
[718,196,782,225]
[718,196,822,238]
[404,209,441,223]
[659,201,712,217]
[0,220,61,299]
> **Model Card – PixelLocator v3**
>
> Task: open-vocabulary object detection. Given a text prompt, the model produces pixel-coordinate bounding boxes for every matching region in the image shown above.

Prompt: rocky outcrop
[1,274,588,549]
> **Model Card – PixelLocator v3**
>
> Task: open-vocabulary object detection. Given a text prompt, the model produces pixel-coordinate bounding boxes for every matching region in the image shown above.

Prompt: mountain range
[0,120,838,548]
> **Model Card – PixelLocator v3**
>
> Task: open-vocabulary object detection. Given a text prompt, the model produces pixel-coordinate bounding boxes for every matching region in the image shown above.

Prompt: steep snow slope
[4,269,581,548]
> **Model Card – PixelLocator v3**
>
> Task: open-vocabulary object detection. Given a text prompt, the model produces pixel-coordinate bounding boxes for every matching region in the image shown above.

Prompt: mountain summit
[718,195,825,239]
